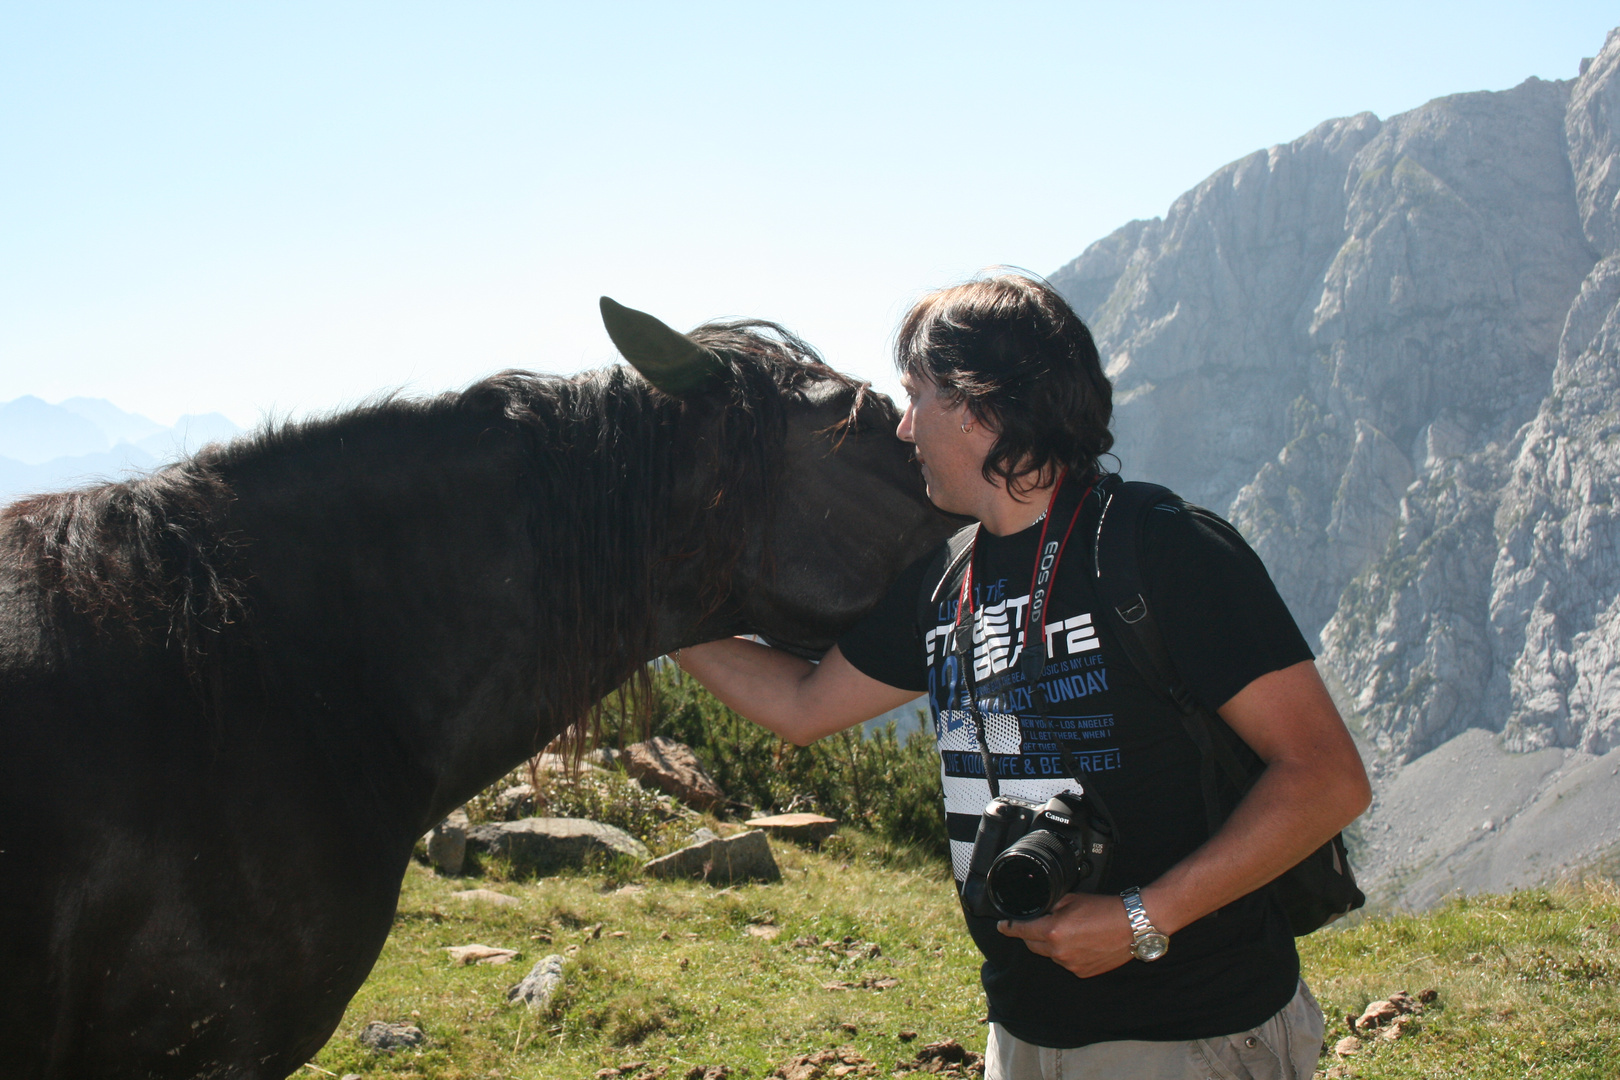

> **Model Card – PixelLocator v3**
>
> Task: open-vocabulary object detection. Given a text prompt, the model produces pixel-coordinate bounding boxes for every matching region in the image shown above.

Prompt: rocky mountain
[1052,29,1620,905]
[0,397,242,507]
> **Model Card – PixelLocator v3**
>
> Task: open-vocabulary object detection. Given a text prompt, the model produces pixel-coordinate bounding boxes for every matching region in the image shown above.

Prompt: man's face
[897,373,990,516]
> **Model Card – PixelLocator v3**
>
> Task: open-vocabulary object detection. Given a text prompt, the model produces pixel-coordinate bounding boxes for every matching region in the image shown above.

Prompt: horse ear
[599,297,727,396]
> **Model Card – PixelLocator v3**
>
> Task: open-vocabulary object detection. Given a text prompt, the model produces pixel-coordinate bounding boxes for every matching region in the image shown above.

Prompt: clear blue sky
[1,3,1614,426]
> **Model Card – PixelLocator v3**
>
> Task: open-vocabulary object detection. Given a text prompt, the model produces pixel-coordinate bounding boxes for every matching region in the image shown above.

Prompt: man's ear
[599,297,726,396]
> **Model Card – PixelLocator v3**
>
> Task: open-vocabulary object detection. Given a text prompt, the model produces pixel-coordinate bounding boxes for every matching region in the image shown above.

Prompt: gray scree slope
[1051,29,1620,905]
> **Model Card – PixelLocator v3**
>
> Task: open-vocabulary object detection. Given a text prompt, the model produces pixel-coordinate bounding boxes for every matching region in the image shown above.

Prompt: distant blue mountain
[58,397,166,446]
[0,396,110,464]
[0,397,244,507]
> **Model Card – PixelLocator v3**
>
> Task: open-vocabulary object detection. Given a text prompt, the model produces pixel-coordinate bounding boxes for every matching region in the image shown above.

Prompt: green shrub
[494,772,699,857]
[601,664,948,857]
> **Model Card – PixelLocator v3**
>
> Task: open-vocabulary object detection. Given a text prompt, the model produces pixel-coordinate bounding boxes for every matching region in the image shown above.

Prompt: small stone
[506,954,566,1011]
[1419,987,1439,1004]
[585,923,604,939]
[747,924,782,939]
[658,930,673,940]
[1381,1015,1413,1041]
[840,1023,859,1035]
[425,809,470,875]
[494,783,536,818]
[641,829,781,884]
[449,888,519,907]
[624,735,726,810]
[358,1020,425,1052]
[1355,999,1402,1030]
[342,1074,362,1080]
[747,812,840,847]
[445,943,520,966]
[597,1070,622,1079]
[1333,1035,1361,1057]
[898,1031,918,1042]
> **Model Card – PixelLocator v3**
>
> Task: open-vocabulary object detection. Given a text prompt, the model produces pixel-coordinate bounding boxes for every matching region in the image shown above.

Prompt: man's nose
[897,403,916,442]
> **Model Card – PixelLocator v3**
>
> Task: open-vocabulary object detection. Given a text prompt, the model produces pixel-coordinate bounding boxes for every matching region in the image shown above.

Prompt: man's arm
[676,639,921,745]
[997,659,1371,977]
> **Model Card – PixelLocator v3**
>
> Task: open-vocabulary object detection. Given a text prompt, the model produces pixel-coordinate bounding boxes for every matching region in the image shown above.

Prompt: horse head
[601,297,958,657]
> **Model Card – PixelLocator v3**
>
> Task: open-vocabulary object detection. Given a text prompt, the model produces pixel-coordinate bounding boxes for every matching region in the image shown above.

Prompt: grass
[307,669,1620,1079]
[307,829,983,1080]
[306,830,1620,1080]
[1301,881,1620,1079]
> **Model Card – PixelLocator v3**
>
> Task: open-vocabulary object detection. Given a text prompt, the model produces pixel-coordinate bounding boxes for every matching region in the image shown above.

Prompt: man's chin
[923,485,967,519]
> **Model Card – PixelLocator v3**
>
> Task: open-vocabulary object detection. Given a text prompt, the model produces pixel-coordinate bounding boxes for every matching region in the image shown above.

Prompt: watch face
[1134,933,1170,961]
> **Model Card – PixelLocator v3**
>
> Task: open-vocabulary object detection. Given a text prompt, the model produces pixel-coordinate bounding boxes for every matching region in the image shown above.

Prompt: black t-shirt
[838,482,1314,1048]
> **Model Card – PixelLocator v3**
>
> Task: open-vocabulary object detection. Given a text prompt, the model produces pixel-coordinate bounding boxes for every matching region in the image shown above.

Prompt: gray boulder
[425,808,470,875]
[642,829,780,883]
[466,817,649,875]
[358,1021,424,1052]
[506,954,566,1011]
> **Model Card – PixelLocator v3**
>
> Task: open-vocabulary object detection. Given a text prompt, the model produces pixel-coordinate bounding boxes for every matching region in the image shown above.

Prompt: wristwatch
[1120,886,1169,961]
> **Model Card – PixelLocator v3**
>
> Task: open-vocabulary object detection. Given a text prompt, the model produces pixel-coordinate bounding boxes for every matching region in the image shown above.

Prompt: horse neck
[217,383,735,835]
[217,391,690,829]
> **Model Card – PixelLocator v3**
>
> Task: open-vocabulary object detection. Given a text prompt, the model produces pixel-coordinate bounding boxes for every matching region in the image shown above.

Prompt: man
[677,273,1370,1080]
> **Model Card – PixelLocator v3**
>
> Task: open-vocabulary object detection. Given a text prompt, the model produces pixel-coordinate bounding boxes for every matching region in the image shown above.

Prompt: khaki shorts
[984,979,1324,1080]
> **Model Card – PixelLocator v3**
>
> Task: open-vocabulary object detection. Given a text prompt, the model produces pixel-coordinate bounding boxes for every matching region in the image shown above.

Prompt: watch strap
[1120,886,1168,960]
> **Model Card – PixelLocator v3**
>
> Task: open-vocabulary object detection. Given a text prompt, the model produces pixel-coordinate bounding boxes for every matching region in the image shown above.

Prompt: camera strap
[950,473,1108,821]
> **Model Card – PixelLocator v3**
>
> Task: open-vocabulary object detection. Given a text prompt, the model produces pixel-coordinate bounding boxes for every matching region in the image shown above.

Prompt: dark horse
[0,300,956,1080]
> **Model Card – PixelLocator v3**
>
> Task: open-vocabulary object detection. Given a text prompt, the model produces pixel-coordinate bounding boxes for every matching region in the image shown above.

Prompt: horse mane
[0,318,873,744]
[0,465,245,674]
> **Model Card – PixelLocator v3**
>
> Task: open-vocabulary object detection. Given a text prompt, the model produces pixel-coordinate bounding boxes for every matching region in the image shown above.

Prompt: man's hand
[994,891,1135,979]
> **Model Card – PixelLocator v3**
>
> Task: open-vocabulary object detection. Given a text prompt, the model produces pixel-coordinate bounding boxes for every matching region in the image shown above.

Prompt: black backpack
[925,475,1365,936]
[1093,475,1364,935]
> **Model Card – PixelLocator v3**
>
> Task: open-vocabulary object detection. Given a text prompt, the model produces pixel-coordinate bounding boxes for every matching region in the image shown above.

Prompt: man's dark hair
[895,271,1113,494]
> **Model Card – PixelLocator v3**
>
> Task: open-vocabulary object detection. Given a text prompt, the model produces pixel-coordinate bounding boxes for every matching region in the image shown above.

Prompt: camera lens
[986,830,1079,919]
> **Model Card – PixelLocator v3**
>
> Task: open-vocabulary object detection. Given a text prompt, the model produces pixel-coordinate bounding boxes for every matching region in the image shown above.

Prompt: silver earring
[961,422,973,434]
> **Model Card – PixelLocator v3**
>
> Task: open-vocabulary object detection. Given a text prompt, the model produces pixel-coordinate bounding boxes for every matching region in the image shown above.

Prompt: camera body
[960,791,1114,920]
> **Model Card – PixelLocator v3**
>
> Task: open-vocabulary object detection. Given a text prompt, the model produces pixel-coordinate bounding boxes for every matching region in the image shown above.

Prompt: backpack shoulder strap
[1093,478,1193,710]
[1093,477,1255,834]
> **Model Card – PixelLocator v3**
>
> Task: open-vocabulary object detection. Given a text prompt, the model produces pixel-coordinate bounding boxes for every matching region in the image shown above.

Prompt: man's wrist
[1120,886,1170,962]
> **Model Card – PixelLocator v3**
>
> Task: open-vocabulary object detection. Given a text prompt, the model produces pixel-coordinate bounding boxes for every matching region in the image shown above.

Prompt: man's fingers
[997,919,1057,957]
[996,917,1051,941]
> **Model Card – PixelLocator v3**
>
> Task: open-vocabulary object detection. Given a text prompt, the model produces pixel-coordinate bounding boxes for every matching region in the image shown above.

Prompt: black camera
[960,791,1114,920]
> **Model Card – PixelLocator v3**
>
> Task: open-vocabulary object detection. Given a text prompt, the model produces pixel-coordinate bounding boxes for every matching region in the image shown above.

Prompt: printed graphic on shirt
[925,577,1117,882]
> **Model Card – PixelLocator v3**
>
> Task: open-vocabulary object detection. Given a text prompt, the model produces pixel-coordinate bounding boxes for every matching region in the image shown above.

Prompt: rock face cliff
[1053,29,1620,903]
